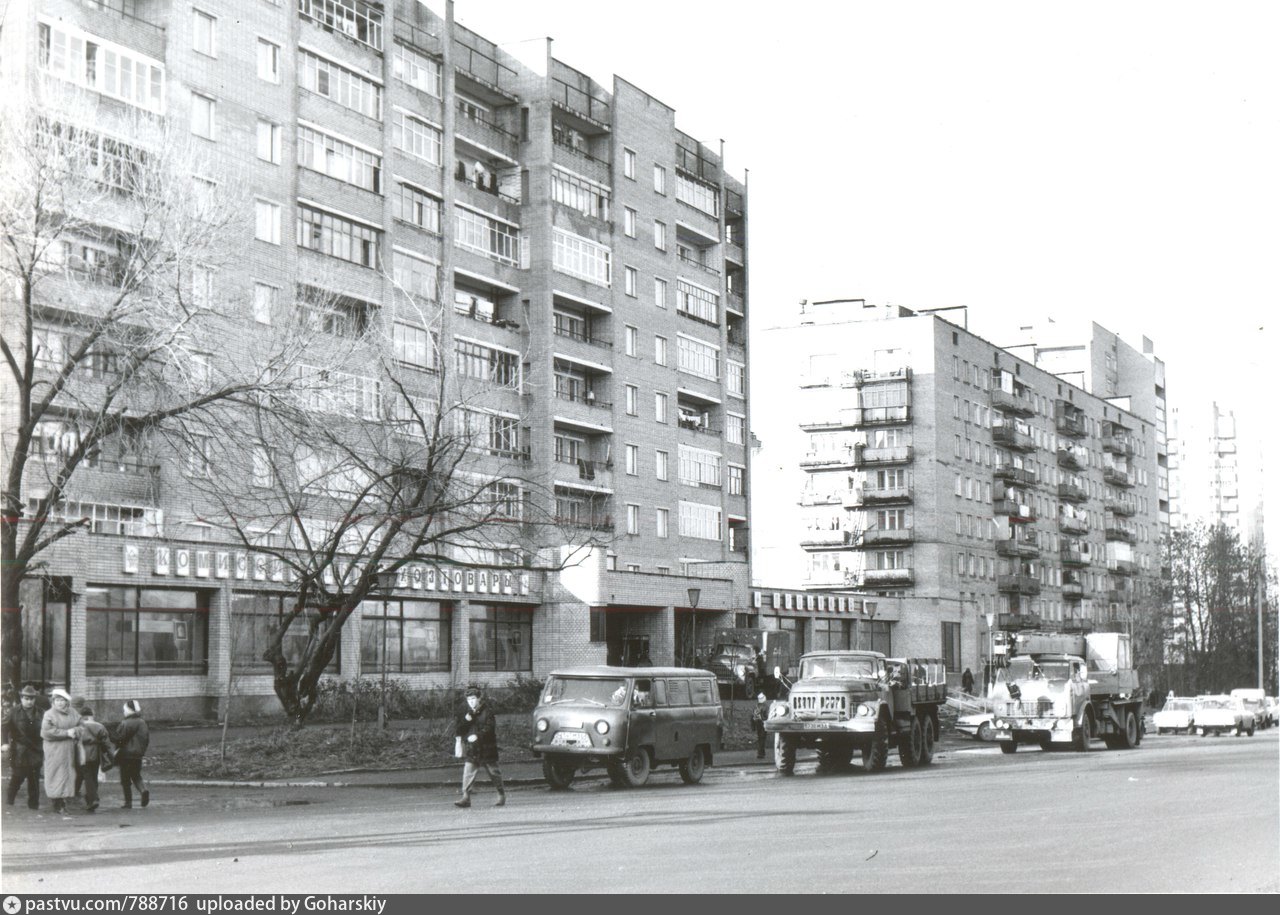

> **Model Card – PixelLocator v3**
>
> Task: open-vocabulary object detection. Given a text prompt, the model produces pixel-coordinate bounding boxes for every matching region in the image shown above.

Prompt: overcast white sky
[449,0,1277,536]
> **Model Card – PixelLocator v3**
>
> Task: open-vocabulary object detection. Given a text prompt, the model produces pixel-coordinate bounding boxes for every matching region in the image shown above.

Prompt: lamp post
[374,570,398,729]
[985,612,995,698]
[686,587,701,668]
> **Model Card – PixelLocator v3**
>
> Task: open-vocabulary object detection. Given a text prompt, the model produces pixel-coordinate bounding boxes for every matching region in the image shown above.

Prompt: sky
[446,0,1278,540]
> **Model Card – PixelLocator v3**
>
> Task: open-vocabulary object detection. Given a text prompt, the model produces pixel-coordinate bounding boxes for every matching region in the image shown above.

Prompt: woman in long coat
[41,689,82,814]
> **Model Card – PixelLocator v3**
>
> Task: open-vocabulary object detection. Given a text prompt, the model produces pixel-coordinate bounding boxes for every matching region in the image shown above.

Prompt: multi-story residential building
[753,302,1163,680]
[2,0,749,716]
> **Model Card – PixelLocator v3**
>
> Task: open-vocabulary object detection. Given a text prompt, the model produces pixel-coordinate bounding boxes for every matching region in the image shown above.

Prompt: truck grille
[792,694,848,720]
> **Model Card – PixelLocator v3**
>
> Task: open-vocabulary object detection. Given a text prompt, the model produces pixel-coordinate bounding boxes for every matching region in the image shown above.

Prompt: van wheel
[542,756,577,790]
[614,748,650,787]
[918,716,936,765]
[898,718,922,768]
[679,746,706,784]
[776,734,796,775]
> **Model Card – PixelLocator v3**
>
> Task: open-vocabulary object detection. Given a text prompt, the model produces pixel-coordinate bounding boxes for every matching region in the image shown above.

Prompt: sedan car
[1153,697,1196,734]
[1193,695,1255,737]
[956,712,994,741]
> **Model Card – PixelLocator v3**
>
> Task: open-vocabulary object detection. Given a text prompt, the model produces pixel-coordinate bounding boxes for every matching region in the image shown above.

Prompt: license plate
[802,722,830,730]
[550,731,590,747]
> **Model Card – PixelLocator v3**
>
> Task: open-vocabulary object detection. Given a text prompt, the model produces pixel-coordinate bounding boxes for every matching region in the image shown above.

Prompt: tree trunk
[1,559,23,692]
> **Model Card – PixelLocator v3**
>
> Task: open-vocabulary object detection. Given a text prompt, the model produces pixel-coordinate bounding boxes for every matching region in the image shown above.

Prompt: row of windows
[676,280,719,325]
[455,207,519,266]
[553,229,611,286]
[551,167,611,220]
[38,20,164,113]
[393,42,442,97]
[297,125,382,192]
[456,340,520,388]
[393,110,443,165]
[299,0,384,52]
[300,49,381,119]
[296,203,380,267]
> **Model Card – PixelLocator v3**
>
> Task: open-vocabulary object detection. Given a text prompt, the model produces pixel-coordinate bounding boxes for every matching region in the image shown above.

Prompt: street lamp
[374,570,398,729]
[985,612,995,697]
[687,587,701,667]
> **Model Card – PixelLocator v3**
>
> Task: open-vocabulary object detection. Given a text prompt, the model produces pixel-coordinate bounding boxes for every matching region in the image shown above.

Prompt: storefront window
[469,607,532,671]
[812,618,852,650]
[85,586,209,676]
[359,600,451,673]
[775,617,805,657]
[230,593,339,673]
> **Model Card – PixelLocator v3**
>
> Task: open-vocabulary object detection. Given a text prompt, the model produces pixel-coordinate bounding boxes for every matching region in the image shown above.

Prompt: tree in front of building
[0,92,309,692]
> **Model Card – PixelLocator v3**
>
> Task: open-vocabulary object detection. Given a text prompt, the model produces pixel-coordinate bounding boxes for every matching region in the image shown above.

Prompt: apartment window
[298,0,384,51]
[942,621,962,673]
[679,445,721,488]
[623,147,636,179]
[393,251,439,303]
[728,464,745,496]
[454,207,519,266]
[393,323,437,372]
[553,229,611,286]
[726,413,746,445]
[654,277,667,309]
[624,266,637,297]
[656,507,669,538]
[193,10,216,57]
[38,20,166,114]
[85,586,209,676]
[655,336,668,367]
[625,325,638,357]
[296,203,380,268]
[190,93,215,139]
[656,450,669,481]
[253,283,277,324]
[255,120,281,163]
[678,501,722,541]
[297,125,382,192]
[254,199,281,244]
[625,444,639,476]
[300,49,381,119]
[625,384,638,416]
[394,182,442,233]
[676,279,719,324]
[257,38,280,82]
[455,340,520,388]
[393,42,441,97]
[727,361,745,398]
[361,600,451,673]
[654,165,666,194]
[626,504,640,535]
[654,221,667,251]
[655,392,668,424]
[624,207,636,238]
[184,435,212,478]
[393,111,443,164]
[469,607,531,672]
[677,334,719,380]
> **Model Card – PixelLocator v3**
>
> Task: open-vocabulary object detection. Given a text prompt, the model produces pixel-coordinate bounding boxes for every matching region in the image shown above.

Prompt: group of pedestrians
[4,685,151,816]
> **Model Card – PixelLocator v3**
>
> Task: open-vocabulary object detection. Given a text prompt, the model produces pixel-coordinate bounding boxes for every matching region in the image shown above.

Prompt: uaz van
[531,666,722,788]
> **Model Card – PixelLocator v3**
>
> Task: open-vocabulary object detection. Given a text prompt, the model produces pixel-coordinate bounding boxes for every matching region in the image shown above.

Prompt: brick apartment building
[2,0,751,717]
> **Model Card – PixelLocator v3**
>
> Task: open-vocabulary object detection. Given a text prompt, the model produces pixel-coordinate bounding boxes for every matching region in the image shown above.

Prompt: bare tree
[0,90,308,689]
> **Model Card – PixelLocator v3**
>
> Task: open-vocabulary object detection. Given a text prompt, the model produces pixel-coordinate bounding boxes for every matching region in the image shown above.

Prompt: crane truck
[989,630,1144,753]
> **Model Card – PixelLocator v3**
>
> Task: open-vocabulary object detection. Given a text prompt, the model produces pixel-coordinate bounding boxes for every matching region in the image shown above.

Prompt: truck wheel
[742,674,756,698]
[1247,725,1255,737]
[1000,740,1018,754]
[615,747,650,787]
[898,718,922,768]
[776,734,796,775]
[861,719,889,772]
[1118,711,1139,749]
[918,716,936,765]
[678,746,706,784]
[1073,713,1093,752]
[542,756,577,790]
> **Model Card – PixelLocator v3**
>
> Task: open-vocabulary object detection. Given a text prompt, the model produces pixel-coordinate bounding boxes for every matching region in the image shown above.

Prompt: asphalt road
[2,730,1276,894]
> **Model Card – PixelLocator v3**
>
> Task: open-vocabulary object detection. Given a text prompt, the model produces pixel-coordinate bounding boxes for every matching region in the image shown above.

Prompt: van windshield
[542,677,628,707]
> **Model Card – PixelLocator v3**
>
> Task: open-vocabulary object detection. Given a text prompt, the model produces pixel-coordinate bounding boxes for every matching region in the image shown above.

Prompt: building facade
[2,0,750,717]
[753,303,1164,681]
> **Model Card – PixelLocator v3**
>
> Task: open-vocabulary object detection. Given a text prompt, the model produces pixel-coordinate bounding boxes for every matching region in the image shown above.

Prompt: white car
[1153,697,1195,734]
[956,712,994,741]
[1194,695,1255,737]
[1230,689,1270,729]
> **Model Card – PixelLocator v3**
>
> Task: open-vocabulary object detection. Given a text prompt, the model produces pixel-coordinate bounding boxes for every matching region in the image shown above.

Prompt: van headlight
[594,720,610,735]
[536,718,549,732]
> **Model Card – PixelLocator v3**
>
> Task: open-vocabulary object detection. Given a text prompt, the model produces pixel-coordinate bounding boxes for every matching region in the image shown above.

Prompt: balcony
[554,457,613,491]
[1103,466,1134,488]
[676,249,721,278]
[1104,521,1137,543]
[455,106,519,162]
[1059,514,1089,534]
[552,137,610,186]
[857,485,913,505]
[1057,481,1088,503]
[853,405,911,426]
[550,74,611,132]
[1060,545,1091,566]
[860,527,914,546]
[1057,446,1087,471]
[799,491,842,506]
[1102,434,1135,456]
[994,464,1038,487]
[800,448,857,470]
[1056,410,1087,439]
[454,24,520,102]
[1108,559,1138,576]
[998,574,1042,595]
[991,388,1035,416]
[993,424,1036,452]
[1063,582,1085,601]
[1106,589,1132,605]
[726,289,746,317]
[724,240,745,267]
[998,612,1043,631]
[799,414,858,433]
[996,536,1040,559]
[857,568,914,588]
[73,0,168,60]
[994,499,1036,523]
[556,513,612,531]
[853,445,914,467]
[1106,497,1136,516]
[800,530,857,550]
[552,325,612,352]
[844,367,911,387]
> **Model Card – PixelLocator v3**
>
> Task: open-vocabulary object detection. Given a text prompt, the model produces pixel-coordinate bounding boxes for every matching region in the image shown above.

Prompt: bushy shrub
[310,675,544,722]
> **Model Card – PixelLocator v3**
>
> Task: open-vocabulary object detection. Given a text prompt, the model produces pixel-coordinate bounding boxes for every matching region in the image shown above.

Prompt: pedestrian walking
[75,707,114,813]
[40,689,82,815]
[962,668,975,695]
[114,700,150,809]
[4,685,44,810]
[454,687,505,808]
[750,692,771,760]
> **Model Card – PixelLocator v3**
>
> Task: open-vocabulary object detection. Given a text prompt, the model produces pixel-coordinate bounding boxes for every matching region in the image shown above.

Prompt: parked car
[1153,696,1196,734]
[956,712,994,741]
[1193,695,1255,737]
[1230,689,1271,729]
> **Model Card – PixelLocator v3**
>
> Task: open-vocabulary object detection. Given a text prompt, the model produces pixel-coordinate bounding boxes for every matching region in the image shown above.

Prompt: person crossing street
[454,687,505,808]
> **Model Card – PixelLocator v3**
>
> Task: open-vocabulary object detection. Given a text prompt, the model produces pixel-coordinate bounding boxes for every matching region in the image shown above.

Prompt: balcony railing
[1057,446,1086,470]
[998,612,1043,631]
[996,537,1040,559]
[726,290,745,315]
[1106,498,1136,516]
[994,499,1036,523]
[551,76,610,126]
[1103,466,1134,488]
[800,448,858,469]
[853,406,911,426]
[1056,413,1087,438]
[555,390,611,410]
[553,326,612,350]
[856,485,913,504]
[860,527,914,546]
[854,445,914,466]
[1104,522,1137,542]
[676,250,720,277]
[1102,434,1135,456]
[998,574,1042,595]
[994,464,1038,487]
[556,514,612,530]
[1060,546,1091,566]
[800,529,856,548]
[856,568,914,587]
[993,424,1036,452]
[1108,559,1138,576]
[1063,582,1085,601]
[991,388,1036,416]
[1058,514,1089,534]
[1057,481,1088,503]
